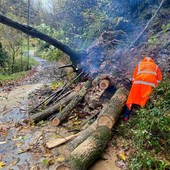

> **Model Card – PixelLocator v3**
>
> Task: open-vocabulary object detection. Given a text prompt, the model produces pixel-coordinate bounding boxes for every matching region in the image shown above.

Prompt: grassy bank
[114,77,170,170]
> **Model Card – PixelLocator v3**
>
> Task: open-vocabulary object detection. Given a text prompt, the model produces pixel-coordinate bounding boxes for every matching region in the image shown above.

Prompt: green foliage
[128,78,170,170]
[0,43,9,68]
[40,46,64,62]
[148,35,158,45]
[162,20,170,34]
[37,24,57,37]
[0,71,26,84]
[1,56,37,75]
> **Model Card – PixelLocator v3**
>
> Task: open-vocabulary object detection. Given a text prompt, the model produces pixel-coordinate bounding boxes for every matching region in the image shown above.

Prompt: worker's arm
[132,65,138,84]
[156,66,162,85]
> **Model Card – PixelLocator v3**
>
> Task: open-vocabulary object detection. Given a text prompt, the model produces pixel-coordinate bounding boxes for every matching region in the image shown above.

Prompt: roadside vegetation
[116,77,170,170]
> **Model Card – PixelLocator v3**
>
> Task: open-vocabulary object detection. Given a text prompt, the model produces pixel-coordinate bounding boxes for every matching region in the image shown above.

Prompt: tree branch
[0,14,86,67]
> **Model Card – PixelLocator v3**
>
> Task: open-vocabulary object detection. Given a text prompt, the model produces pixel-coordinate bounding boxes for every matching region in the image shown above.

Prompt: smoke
[33,0,159,77]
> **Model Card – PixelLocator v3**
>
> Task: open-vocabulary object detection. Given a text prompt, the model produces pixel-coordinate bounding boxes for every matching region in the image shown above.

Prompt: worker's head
[143,56,154,62]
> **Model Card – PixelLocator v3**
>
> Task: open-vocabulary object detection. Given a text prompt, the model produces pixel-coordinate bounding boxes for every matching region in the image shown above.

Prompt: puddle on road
[0,108,34,170]
[2,108,28,124]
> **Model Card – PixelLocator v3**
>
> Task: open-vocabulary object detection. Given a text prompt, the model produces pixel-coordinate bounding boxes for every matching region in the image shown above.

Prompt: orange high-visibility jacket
[126,56,162,109]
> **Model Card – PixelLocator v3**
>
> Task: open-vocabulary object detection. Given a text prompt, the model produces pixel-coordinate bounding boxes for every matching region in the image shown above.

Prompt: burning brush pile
[79,31,132,89]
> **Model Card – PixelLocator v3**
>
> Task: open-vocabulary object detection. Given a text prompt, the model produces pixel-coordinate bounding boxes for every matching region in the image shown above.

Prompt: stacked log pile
[56,88,128,170]
[29,74,128,169]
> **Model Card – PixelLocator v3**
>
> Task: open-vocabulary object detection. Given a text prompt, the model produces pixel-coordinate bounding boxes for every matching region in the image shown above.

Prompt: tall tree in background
[27,0,30,70]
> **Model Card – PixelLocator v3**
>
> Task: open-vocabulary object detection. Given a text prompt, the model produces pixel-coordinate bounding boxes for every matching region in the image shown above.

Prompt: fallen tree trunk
[68,87,128,151]
[51,81,92,126]
[0,14,86,67]
[31,91,77,122]
[97,87,128,129]
[57,126,112,170]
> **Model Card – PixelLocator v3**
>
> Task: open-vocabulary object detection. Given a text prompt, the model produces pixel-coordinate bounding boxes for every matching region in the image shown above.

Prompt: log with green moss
[51,81,92,126]
[57,126,111,170]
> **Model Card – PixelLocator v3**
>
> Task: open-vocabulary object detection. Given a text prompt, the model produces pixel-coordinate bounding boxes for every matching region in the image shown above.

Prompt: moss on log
[68,126,111,170]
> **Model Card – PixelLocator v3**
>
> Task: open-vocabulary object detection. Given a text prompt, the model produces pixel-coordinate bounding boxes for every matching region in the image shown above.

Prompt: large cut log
[0,14,86,67]
[92,74,115,87]
[97,87,128,129]
[99,79,110,90]
[51,81,92,126]
[58,88,128,170]
[68,87,128,151]
[57,126,112,170]
[30,91,77,122]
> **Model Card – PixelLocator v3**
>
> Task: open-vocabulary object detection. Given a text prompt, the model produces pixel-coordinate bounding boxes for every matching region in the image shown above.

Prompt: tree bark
[97,87,128,129]
[0,14,86,67]
[57,126,112,170]
[51,81,92,126]
[30,91,77,122]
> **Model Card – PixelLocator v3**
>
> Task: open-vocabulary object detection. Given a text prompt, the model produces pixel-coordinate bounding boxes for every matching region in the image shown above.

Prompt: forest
[0,0,170,170]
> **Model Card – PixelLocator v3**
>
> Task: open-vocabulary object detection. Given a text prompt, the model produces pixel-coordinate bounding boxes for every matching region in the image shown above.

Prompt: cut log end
[99,79,110,90]
[51,118,60,126]
[97,115,114,129]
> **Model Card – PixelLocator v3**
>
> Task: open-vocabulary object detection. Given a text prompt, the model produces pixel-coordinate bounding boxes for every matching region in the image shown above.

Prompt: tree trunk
[97,87,128,129]
[30,91,77,122]
[0,14,86,68]
[57,126,111,170]
[51,81,92,126]
[59,88,128,170]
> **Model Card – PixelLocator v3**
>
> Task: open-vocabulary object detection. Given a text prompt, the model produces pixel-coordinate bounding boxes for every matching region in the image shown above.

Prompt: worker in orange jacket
[123,56,162,121]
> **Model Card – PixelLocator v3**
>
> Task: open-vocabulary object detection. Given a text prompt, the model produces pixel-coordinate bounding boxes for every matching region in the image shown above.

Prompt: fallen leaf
[42,159,49,166]
[160,139,166,144]
[56,156,65,162]
[12,136,23,141]
[118,150,126,161]
[0,162,5,169]
[0,141,6,145]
